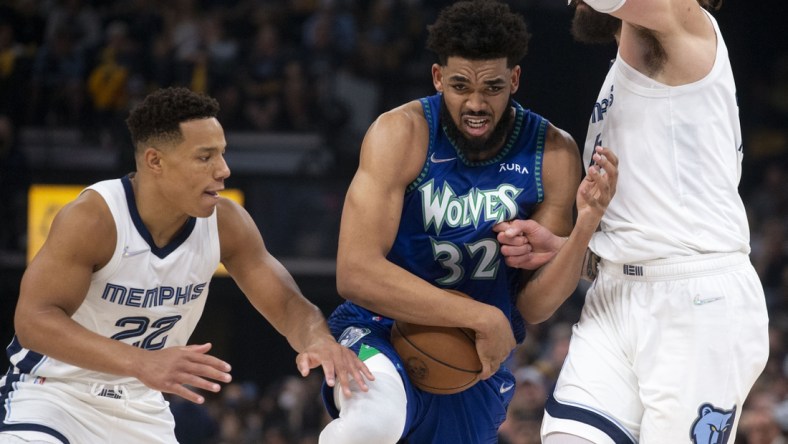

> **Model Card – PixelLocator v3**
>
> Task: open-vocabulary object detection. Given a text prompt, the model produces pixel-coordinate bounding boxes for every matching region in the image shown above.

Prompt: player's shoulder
[215,197,250,229]
[57,189,115,234]
[544,123,579,154]
[37,189,116,265]
[371,100,428,136]
[215,197,258,243]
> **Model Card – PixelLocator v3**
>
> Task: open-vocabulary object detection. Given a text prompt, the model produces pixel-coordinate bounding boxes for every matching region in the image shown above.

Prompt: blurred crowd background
[0,0,785,443]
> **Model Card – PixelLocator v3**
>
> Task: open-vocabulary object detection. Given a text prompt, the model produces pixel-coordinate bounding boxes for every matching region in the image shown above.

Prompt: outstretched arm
[218,198,374,397]
[579,0,716,84]
[496,146,618,323]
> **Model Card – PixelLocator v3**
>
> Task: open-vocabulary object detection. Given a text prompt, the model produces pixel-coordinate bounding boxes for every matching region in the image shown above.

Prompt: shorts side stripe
[0,423,70,444]
[545,394,636,444]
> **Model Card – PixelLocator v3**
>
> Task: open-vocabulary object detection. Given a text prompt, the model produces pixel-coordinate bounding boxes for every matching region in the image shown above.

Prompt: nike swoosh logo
[499,382,515,394]
[123,246,149,257]
[693,295,724,306]
[430,153,456,163]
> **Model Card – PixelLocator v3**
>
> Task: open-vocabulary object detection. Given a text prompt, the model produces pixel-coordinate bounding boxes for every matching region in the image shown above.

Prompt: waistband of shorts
[39,377,156,400]
[598,252,751,280]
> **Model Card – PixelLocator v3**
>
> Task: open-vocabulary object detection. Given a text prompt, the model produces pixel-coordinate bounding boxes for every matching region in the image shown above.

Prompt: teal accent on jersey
[534,118,546,202]
[407,98,437,194]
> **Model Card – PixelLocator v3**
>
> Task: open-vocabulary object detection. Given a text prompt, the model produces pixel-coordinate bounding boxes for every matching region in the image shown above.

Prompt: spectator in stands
[242,22,286,131]
[29,24,86,126]
[0,114,30,253]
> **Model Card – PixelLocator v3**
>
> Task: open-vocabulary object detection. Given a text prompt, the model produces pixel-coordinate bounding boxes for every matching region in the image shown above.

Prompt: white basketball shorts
[541,252,769,443]
[0,376,177,443]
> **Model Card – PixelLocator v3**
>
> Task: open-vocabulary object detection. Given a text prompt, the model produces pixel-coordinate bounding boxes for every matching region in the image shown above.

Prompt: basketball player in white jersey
[495,0,771,442]
[0,87,372,444]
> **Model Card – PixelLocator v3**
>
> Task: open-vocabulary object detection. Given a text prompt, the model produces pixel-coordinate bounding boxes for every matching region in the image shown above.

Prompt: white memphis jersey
[5,176,220,387]
[583,11,750,263]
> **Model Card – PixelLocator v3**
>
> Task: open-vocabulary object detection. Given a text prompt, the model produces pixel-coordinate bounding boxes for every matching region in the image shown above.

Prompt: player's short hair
[126,87,219,152]
[426,0,531,68]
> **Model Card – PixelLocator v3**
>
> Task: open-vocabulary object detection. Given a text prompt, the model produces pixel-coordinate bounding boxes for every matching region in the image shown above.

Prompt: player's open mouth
[205,190,220,198]
[464,117,489,137]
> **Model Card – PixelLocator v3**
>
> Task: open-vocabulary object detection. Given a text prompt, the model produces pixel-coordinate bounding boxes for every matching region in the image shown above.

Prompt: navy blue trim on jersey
[0,368,20,414]
[122,175,196,259]
[0,367,69,443]
[5,335,44,374]
[0,423,70,443]
[545,394,636,444]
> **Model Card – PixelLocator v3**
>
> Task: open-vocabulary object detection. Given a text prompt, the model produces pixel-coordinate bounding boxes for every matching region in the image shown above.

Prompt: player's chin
[193,202,218,218]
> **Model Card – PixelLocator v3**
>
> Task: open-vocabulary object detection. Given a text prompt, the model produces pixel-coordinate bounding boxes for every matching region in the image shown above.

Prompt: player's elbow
[522,308,556,325]
[517,295,560,325]
[13,308,42,350]
[336,256,368,302]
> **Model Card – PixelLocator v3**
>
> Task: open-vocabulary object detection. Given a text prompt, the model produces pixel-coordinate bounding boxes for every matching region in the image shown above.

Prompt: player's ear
[143,146,163,173]
[432,64,444,93]
[510,65,521,94]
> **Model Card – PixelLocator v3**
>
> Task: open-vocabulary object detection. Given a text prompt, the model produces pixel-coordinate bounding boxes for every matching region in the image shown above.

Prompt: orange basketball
[390,290,482,395]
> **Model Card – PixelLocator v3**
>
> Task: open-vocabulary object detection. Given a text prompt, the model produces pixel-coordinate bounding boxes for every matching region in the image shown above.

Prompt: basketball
[390,290,482,395]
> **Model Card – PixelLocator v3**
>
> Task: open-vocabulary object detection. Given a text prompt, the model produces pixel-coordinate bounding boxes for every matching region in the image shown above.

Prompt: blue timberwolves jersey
[332,94,547,343]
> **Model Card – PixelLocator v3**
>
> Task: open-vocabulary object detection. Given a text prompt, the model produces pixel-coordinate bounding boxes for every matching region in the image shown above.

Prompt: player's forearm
[517,218,598,323]
[14,307,143,377]
[285,297,335,353]
[337,255,493,330]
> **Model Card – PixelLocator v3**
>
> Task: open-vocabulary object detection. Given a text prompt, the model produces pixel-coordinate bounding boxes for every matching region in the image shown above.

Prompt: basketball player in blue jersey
[0,87,373,444]
[318,2,618,443]
[497,1,770,443]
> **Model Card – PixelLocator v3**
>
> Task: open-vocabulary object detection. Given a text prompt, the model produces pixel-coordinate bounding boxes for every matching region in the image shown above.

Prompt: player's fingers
[357,357,375,381]
[169,385,207,404]
[494,220,527,238]
[592,147,619,186]
[191,355,233,374]
[178,361,232,389]
[490,359,501,376]
[319,356,338,388]
[333,350,371,394]
[596,145,618,167]
[345,353,372,392]
[184,342,213,353]
[497,231,530,248]
[491,221,511,233]
[479,359,494,380]
[500,242,531,256]
[332,363,357,398]
[295,352,313,377]
[179,353,232,382]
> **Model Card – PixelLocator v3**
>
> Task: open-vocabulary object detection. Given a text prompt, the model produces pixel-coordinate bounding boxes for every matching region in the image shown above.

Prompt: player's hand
[577,145,618,221]
[135,342,232,404]
[493,219,564,270]
[474,306,516,380]
[295,335,375,398]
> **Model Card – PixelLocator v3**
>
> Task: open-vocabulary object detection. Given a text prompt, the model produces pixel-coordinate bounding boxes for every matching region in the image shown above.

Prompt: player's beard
[570,0,621,44]
[440,95,513,161]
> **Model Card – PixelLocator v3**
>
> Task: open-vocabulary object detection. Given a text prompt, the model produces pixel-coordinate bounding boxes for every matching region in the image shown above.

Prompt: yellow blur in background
[27,184,244,276]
